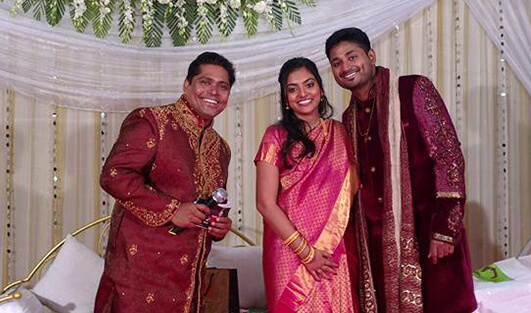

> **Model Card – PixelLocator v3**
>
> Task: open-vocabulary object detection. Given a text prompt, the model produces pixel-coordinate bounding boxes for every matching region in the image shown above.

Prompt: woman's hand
[303,249,339,282]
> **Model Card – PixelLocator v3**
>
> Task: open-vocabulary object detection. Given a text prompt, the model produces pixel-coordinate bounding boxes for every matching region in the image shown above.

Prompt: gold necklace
[357,96,376,143]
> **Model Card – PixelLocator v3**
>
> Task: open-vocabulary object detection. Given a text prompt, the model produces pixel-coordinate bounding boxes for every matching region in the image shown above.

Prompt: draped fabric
[0,0,436,111]
[0,0,530,290]
[255,120,359,313]
[463,0,531,95]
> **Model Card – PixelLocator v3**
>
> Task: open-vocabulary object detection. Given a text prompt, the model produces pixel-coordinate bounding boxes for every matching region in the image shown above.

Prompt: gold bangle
[301,246,315,264]
[293,239,308,256]
[283,231,300,246]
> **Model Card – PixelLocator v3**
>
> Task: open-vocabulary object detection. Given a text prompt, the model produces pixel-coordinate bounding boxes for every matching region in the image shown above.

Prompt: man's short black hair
[186,52,236,87]
[325,28,372,59]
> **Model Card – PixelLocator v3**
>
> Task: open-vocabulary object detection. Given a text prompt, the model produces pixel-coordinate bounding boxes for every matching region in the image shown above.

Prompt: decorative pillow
[0,287,44,313]
[32,234,104,313]
[208,245,266,309]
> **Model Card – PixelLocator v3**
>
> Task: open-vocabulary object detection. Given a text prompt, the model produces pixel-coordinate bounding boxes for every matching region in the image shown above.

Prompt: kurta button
[377,197,383,203]
[365,107,371,114]
[370,167,376,172]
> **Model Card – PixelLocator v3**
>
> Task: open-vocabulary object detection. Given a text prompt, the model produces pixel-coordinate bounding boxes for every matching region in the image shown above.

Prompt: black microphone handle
[168,225,184,235]
[168,197,217,235]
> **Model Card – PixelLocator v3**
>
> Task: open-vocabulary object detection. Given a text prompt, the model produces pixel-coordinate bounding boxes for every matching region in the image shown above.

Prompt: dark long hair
[278,57,334,168]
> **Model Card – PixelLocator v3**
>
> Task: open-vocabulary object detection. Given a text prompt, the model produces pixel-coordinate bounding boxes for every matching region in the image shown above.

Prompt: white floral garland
[7,0,316,47]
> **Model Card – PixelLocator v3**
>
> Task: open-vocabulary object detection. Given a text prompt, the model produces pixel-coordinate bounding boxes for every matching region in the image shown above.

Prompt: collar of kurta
[177,95,213,129]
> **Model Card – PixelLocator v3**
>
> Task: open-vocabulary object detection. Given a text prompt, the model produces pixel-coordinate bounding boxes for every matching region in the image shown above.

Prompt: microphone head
[212,188,228,204]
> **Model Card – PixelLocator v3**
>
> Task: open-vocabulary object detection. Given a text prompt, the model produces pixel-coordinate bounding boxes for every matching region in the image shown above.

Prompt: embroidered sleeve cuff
[433,232,454,244]
[119,198,180,227]
[436,191,464,199]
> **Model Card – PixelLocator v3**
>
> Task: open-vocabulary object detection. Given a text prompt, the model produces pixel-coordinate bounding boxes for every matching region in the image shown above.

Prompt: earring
[286,105,290,110]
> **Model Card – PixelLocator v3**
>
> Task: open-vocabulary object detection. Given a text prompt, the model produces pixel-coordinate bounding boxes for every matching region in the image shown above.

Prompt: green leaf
[217,4,238,38]
[70,0,95,33]
[118,0,136,43]
[284,0,301,25]
[242,1,258,36]
[93,0,115,39]
[32,0,46,21]
[195,4,215,44]
[270,2,282,31]
[473,264,513,283]
[21,0,36,13]
[143,0,165,47]
[167,0,196,46]
[299,0,315,7]
[45,0,66,26]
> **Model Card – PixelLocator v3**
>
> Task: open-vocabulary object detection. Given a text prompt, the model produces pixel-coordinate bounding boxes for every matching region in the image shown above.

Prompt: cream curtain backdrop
[1,0,530,287]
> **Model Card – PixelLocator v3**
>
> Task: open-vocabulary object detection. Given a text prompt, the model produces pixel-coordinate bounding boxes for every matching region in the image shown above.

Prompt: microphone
[168,188,228,235]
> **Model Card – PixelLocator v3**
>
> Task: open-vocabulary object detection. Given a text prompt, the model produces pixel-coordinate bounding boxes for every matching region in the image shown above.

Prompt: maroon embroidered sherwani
[94,97,230,313]
[343,67,477,313]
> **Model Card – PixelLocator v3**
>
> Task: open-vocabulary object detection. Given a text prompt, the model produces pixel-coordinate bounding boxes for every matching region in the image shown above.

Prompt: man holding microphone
[94,52,235,313]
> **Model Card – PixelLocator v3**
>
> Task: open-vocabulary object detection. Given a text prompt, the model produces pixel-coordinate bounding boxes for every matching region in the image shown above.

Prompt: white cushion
[0,287,44,313]
[208,245,265,309]
[32,234,104,313]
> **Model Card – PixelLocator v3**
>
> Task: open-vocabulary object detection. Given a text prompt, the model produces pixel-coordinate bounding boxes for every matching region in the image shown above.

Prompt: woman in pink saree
[255,58,360,313]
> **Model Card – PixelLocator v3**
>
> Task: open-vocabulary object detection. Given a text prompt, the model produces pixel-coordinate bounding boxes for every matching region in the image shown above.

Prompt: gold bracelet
[293,239,308,256]
[301,246,316,264]
[283,231,300,246]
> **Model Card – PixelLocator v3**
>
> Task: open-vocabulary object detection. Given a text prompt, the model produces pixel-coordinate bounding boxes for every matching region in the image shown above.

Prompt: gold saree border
[277,166,355,310]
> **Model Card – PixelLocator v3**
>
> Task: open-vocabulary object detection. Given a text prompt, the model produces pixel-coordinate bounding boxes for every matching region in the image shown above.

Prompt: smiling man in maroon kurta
[94,52,235,313]
[326,28,477,313]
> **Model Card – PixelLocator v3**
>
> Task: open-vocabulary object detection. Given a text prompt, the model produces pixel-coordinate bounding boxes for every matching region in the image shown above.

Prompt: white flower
[157,0,170,4]
[10,0,23,17]
[229,0,240,9]
[73,0,87,19]
[197,0,207,4]
[253,1,267,14]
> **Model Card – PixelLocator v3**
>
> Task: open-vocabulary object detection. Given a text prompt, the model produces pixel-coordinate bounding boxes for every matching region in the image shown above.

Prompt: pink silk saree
[255,119,359,313]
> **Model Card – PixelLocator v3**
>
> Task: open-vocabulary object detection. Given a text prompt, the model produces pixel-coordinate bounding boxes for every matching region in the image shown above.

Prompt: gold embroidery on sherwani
[169,98,228,313]
[172,98,226,198]
[402,290,422,306]
[417,77,464,189]
[349,105,377,313]
[197,129,225,197]
[183,230,207,313]
[180,254,189,266]
[149,106,173,141]
[145,293,155,304]
[138,108,146,118]
[129,244,138,256]
[436,191,463,198]
[146,138,156,149]
[400,238,422,281]
[433,232,454,243]
[118,199,179,226]
[145,184,157,193]
[448,203,462,234]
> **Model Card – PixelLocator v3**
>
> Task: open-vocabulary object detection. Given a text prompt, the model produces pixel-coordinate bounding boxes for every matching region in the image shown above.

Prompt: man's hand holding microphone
[169,188,232,240]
